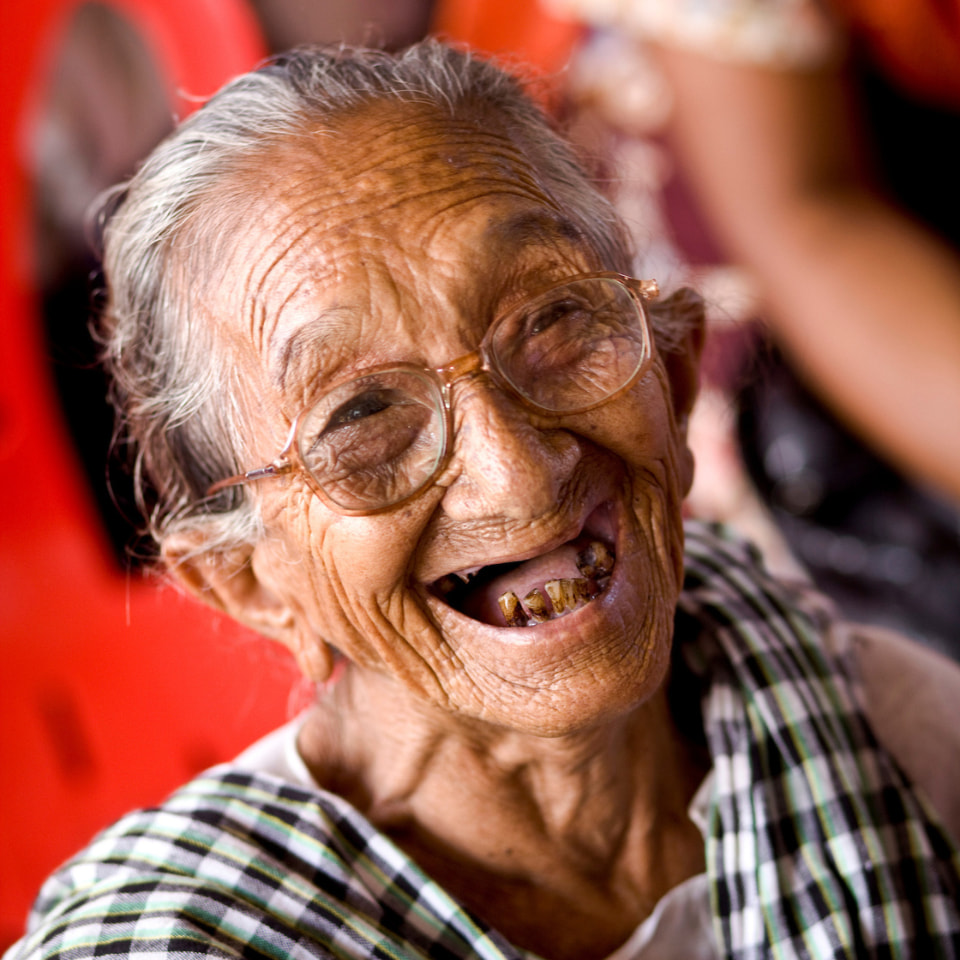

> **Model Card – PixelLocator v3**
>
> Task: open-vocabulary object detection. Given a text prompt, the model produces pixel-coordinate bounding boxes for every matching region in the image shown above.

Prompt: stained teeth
[594,543,615,573]
[573,577,594,603]
[498,577,603,627]
[498,591,525,627]
[543,578,584,615]
[545,579,566,614]
[576,541,615,579]
[560,578,580,609]
[523,588,550,623]
[495,546,613,627]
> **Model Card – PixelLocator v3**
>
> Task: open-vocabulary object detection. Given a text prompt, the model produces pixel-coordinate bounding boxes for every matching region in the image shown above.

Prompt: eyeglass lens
[490,277,649,412]
[297,277,649,511]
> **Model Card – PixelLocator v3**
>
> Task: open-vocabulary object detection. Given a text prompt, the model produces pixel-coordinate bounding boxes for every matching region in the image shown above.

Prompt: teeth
[560,578,580,609]
[593,542,615,574]
[498,591,526,627]
[493,543,614,627]
[572,577,594,604]
[523,588,550,623]
[545,579,566,614]
[498,575,607,627]
[576,541,615,579]
[543,578,584,615]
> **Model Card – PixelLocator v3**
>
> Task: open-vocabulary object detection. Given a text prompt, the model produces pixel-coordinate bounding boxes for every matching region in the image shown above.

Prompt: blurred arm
[655,46,960,502]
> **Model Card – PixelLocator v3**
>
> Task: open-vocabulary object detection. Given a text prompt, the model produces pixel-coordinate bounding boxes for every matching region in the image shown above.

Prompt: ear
[161,530,337,684]
[662,324,704,433]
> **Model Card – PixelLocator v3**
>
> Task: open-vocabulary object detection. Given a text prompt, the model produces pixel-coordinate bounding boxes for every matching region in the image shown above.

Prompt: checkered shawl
[11,523,960,960]
[681,523,960,958]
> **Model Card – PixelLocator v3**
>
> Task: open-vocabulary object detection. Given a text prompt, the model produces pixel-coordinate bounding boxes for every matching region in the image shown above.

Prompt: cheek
[268,491,436,659]
[583,370,689,492]
[581,371,690,583]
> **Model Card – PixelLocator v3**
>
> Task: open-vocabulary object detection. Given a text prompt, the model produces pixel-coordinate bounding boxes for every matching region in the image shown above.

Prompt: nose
[437,375,581,522]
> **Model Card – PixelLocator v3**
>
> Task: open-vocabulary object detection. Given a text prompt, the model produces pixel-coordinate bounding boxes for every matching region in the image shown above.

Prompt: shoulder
[8,764,488,960]
[682,519,960,844]
[8,767,361,959]
[829,623,960,844]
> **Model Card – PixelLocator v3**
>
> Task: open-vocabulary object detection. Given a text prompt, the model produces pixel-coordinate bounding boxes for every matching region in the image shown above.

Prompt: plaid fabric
[10,522,960,959]
[12,769,527,960]
[681,523,960,958]
[11,769,529,960]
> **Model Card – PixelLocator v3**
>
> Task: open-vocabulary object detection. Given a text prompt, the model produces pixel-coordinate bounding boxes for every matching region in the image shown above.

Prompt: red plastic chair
[0,0,297,947]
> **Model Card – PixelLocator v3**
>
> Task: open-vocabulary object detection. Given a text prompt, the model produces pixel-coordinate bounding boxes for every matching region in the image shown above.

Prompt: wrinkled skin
[167,100,704,959]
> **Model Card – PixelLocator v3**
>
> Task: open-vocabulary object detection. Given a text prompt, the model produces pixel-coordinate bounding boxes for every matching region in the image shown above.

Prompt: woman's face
[193,102,697,737]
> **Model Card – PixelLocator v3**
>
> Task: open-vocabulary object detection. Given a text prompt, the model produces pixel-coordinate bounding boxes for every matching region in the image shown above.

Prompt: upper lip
[420,491,620,590]
[446,518,588,584]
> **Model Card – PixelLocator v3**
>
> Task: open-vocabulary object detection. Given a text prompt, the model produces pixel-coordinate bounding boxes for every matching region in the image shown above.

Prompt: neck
[298,665,708,960]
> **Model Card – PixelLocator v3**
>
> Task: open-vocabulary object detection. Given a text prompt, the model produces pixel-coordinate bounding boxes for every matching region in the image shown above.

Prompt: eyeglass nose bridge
[435,349,486,391]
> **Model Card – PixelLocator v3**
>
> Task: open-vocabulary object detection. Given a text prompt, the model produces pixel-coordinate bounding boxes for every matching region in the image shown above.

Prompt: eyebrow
[482,209,588,254]
[271,307,358,391]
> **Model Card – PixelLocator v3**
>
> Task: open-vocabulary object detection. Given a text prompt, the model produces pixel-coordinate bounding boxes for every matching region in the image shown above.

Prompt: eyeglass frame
[206,271,660,516]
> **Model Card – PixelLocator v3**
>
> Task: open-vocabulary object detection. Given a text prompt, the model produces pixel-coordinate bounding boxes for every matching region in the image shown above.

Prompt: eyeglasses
[207,272,659,515]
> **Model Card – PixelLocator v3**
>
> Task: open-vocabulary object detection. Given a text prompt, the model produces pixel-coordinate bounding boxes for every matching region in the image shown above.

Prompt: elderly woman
[10,42,960,960]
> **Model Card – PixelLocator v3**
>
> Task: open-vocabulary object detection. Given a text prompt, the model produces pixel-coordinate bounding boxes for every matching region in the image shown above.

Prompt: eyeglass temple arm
[205,419,299,498]
[206,459,294,497]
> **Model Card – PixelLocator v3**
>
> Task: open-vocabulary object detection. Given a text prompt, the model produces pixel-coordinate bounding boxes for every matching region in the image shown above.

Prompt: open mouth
[430,519,616,629]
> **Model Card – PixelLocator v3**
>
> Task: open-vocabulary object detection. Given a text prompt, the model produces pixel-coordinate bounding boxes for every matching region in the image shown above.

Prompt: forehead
[279,99,558,213]
[198,100,594,390]
[233,101,580,260]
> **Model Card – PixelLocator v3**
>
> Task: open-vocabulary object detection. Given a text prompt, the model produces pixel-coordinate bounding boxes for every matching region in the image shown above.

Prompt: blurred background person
[548,0,960,658]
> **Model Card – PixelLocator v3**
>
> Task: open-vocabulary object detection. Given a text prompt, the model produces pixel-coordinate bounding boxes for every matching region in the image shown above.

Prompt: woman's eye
[525,298,587,335]
[324,390,395,432]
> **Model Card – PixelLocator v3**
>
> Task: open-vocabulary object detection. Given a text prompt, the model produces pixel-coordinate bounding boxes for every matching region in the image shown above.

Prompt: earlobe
[293,635,337,685]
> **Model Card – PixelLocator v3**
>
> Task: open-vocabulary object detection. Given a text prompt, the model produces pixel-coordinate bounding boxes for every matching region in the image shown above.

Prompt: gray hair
[98,39,694,555]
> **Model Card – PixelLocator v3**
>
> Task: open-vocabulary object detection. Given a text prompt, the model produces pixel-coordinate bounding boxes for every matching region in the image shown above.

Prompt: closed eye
[525,298,588,336]
[323,389,401,433]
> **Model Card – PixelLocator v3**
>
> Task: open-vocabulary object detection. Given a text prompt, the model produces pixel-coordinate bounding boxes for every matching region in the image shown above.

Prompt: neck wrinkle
[298,663,706,891]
